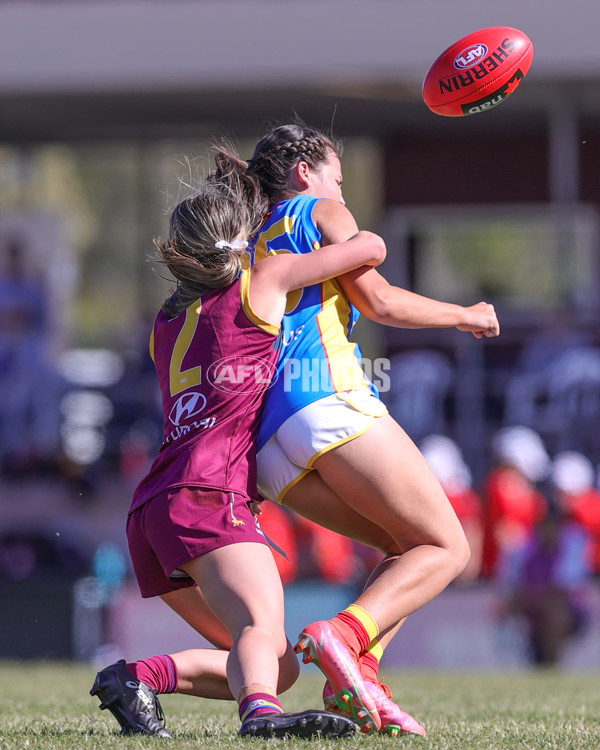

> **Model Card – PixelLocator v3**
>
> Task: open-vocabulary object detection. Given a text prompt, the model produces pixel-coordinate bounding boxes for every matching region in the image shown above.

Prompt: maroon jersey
[130,268,280,513]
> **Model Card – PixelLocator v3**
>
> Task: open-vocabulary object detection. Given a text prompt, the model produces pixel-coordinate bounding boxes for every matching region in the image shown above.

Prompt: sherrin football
[422,26,534,117]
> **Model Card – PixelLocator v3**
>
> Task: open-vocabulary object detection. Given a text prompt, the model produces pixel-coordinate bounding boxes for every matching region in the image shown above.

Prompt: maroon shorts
[126,486,269,598]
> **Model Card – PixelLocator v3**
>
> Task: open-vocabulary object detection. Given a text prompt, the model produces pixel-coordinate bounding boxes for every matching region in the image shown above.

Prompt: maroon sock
[126,654,178,694]
[239,692,284,723]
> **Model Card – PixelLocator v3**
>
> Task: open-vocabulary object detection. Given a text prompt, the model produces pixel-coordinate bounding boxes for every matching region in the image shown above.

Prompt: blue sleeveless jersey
[249,195,376,450]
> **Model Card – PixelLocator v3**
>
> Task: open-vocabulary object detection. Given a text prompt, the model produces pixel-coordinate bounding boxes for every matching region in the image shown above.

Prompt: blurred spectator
[382,349,454,442]
[503,309,588,427]
[504,313,600,463]
[516,309,591,376]
[93,541,128,597]
[551,451,600,576]
[0,529,89,581]
[503,509,591,666]
[0,234,62,477]
[482,426,551,581]
[420,434,484,583]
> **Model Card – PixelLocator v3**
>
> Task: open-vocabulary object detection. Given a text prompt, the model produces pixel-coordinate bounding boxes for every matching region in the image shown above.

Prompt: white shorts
[257,390,388,503]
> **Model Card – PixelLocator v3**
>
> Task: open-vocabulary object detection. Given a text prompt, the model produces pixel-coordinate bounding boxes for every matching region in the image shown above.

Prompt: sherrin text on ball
[422,26,534,116]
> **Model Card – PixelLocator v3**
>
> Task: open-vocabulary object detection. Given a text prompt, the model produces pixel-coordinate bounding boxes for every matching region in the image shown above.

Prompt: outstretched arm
[314,199,500,339]
[337,265,499,338]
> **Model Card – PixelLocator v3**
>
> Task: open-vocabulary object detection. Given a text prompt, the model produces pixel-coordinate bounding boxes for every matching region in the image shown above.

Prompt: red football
[422,26,534,117]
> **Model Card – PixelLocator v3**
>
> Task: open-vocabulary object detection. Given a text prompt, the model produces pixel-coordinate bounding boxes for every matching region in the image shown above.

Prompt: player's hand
[456,301,500,339]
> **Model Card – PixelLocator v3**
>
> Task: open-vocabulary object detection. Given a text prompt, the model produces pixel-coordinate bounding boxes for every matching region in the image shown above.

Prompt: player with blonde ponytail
[90,145,385,740]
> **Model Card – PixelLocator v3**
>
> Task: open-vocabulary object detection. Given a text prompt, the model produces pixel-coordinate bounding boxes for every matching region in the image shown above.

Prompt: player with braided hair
[90,146,386,740]
[90,123,499,740]
[234,121,500,737]
[243,128,338,204]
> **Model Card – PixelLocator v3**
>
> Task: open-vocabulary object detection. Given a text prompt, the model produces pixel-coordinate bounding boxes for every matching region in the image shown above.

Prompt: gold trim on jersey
[252,214,303,313]
[316,278,370,393]
[254,214,296,264]
[240,267,280,336]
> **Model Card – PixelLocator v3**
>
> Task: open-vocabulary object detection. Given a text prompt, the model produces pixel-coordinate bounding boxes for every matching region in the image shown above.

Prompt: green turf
[0,661,599,748]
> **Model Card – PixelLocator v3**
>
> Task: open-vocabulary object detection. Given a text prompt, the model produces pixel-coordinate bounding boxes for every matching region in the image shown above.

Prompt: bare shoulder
[312,200,359,245]
[312,198,356,224]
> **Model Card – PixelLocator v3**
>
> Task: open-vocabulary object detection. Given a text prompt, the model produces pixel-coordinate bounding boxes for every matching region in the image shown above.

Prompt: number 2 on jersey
[169,301,202,396]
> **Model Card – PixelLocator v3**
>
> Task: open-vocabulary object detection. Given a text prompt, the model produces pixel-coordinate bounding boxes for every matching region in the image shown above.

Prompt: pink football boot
[295,621,381,733]
[323,679,427,737]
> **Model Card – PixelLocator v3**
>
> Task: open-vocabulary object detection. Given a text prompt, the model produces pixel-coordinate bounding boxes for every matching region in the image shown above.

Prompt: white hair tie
[215,240,248,251]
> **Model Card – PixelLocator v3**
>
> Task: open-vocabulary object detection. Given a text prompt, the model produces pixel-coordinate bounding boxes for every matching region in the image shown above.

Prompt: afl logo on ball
[169,391,207,426]
[454,43,488,70]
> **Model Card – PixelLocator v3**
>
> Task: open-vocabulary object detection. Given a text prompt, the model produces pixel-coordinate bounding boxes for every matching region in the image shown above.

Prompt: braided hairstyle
[246,123,343,204]
[155,143,269,318]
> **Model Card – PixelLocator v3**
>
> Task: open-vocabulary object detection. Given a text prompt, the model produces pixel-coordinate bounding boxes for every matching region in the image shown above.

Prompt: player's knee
[449,531,471,578]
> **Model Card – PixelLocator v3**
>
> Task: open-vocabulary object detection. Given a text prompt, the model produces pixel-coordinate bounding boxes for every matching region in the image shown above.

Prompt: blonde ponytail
[154,143,268,317]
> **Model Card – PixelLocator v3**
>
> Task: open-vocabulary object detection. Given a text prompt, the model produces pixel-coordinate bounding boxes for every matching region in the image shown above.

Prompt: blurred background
[2,0,600,671]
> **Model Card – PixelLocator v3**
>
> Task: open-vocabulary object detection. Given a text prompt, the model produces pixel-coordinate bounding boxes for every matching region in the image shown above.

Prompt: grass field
[0,662,599,749]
